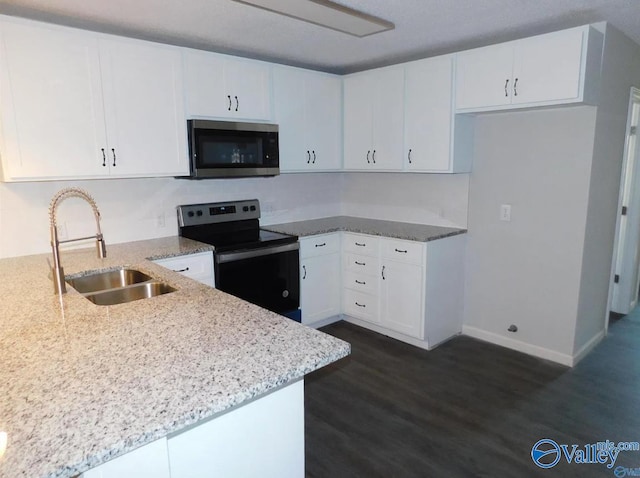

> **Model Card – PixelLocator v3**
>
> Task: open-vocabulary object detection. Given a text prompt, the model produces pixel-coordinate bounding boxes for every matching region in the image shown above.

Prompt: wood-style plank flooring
[305,313,640,477]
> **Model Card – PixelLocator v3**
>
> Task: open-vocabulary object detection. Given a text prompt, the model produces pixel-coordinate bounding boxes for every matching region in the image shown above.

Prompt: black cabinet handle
[111,148,116,167]
[101,148,106,167]
[355,302,366,308]
[174,267,190,273]
[307,151,311,164]
[355,242,365,247]
[366,150,370,164]
[315,242,326,248]
[408,149,412,164]
[513,78,518,96]
[227,95,232,111]
[372,150,376,163]
[504,79,509,97]
[355,280,366,285]
[302,265,307,280]
[395,248,408,253]
[382,265,386,280]
[235,96,239,112]
[312,151,316,164]
[355,261,365,266]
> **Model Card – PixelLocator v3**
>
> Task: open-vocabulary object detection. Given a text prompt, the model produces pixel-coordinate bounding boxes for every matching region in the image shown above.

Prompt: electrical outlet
[56,222,68,241]
[262,202,275,214]
[157,213,165,228]
[500,204,512,222]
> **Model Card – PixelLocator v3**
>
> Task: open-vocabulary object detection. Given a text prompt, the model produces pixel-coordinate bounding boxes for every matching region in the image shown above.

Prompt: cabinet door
[100,38,188,177]
[301,253,341,325]
[371,67,404,170]
[184,51,271,121]
[512,28,584,106]
[305,73,342,170]
[273,67,307,171]
[380,260,424,339]
[405,56,453,172]
[81,438,170,478]
[343,73,373,169]
[455,43,514,110]
[0,20,108,180]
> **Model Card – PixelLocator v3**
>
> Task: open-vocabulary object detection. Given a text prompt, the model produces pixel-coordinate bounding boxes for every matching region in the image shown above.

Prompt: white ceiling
[0,0,639,74]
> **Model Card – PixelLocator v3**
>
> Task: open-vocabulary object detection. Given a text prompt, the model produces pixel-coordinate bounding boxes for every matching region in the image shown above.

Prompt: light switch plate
[500,204,512,222]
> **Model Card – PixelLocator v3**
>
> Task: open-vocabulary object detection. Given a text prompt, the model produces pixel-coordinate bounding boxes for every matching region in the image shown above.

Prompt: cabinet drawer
[343,269,378,295]
[153,251,215,286]
[343,233,380,255]
[300,233,340,258]
[380,238,424,264]
[344,253,379,277]
[343,289,379,323]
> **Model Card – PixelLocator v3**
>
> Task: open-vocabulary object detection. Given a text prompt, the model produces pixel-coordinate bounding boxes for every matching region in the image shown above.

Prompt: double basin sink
[67,268,176,305]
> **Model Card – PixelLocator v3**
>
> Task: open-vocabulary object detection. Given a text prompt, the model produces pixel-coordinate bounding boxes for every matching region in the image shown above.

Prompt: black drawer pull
[355,302,366,308]
[101,148,106,167]
[395,248,408,253]
[355,261,366,266]
[302,265,307,280]
[315,243,326,248]
[355,242,366,247]
[355,280,366,285]
[382,265,386,280]
[174,267,190,273]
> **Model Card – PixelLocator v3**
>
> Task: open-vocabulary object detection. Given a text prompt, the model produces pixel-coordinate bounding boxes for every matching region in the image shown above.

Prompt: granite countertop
[0,236,350,478]
[263,216,466,242]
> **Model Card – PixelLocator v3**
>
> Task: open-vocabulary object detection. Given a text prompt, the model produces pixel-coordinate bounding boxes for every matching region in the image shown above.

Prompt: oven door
[215,242,300,319]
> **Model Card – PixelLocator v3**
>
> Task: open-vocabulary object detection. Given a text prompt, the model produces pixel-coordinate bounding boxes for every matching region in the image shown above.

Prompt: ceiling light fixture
[232,0,394,37]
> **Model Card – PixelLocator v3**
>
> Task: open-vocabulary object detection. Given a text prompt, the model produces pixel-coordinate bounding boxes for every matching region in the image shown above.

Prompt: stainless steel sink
[67,268,153,294]
[83,282,176,306]
[66,268,176,305]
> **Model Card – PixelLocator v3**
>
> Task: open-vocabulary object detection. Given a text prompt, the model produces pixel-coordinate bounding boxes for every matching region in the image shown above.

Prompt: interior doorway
[610,88,640,317]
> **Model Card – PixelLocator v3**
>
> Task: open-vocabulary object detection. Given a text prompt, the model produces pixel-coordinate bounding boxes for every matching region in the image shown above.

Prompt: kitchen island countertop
[0,236,350,478]
[263,216,466,242]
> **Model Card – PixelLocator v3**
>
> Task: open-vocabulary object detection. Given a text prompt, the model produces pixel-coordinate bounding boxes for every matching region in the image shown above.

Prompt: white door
[81,438,170,478]
[224,59,271,120]
[611,89,640,314]
[301,253,341,325]
[0,20,108,180]
[380,260,424,339]
[404,56,453,172]
[513,28,584,106]
[273,67,307,171]
[183,50,228,118]
[371,66,404,170]
[455,43,514,110]
[305,73,342,170]
[343,73,373,169]
[99,37,188,177]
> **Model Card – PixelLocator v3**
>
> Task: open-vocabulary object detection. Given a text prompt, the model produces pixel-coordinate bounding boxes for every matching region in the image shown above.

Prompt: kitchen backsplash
[0,172,468,258]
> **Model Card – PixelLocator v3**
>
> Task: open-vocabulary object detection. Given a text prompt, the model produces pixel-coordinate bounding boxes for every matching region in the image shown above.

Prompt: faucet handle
[97,235,107,259]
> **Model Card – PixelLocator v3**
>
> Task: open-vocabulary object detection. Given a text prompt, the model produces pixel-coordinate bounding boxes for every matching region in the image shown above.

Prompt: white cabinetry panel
[300,234,341,326]
[152,251,215,288]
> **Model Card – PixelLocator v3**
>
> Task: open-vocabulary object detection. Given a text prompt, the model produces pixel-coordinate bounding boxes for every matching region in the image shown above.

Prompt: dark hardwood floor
[305,313,640,477]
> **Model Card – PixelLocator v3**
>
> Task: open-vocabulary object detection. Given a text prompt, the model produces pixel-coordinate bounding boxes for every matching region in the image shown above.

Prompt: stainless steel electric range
[177,199,300,321]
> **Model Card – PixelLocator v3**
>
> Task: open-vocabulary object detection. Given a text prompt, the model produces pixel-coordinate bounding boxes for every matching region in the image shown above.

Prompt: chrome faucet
[49,187,107,294]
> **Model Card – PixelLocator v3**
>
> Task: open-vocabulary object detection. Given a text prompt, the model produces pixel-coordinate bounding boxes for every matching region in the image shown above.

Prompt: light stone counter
[263,216,466,242]
[0,237,350,478]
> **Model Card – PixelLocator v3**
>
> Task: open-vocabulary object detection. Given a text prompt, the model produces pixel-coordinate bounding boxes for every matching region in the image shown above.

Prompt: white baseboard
[305,315,343,330]
[571,330,605,366]
[462,325,574,366]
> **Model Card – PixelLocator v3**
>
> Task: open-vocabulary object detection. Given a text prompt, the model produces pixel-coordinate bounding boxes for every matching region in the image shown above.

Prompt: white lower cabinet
[152,251,215,287]
[300,234,341,326]
[80,438,170,478]
[341,232,465,349]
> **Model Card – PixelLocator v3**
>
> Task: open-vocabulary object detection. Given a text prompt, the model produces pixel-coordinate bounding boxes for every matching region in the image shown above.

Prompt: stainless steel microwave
[186,120,279,179]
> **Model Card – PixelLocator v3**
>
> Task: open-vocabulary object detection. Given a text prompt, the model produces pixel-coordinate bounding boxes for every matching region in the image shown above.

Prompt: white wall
[574,25,640,356]
[463,106,598,363]
[341,172,469,227]
[0,173,344,258]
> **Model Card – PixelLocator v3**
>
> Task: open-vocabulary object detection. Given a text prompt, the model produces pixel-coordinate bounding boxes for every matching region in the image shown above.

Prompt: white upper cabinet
[344,66,404,171]
[273,66,342,171]
[184,50,271,121]
[404,55,457,172]
[0,16,189,181]
[455,25,603,112]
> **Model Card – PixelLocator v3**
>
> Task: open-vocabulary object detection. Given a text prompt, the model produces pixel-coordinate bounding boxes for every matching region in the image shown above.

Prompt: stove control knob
[250,205,256,211]
[243,206,249,212]
[282,290,289,298]
[187,211,195,218]
[196,210,203,217]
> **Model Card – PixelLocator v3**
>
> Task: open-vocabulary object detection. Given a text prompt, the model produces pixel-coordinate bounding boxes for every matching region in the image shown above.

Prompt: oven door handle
[215,242,299,264]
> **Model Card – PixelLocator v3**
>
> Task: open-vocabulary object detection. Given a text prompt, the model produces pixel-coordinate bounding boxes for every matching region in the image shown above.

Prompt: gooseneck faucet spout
[49,188,107,294]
